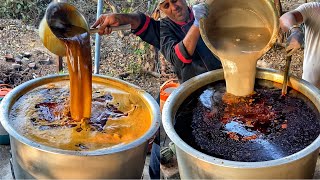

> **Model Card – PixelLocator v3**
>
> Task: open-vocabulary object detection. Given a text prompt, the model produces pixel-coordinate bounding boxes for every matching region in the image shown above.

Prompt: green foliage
[128,60,142,74]
[0,0,51,26]
[0,0,158,26]
[133,48,146,56]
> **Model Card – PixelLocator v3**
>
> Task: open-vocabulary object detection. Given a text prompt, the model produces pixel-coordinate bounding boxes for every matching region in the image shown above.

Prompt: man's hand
[91,14,120,35]
[286,29,304,56]
[192,3,209,27]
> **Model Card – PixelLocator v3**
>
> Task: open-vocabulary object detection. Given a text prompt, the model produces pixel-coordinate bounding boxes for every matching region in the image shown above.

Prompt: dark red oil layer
[31,89,126,132]
[175,80,320,162]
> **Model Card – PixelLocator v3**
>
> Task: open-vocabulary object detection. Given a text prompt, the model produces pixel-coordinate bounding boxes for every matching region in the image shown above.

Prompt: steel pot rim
[162,68,320,168]
[0,74,160,156]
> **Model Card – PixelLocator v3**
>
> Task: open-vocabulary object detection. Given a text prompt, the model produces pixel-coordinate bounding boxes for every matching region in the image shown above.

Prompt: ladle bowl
[39,2,89,56]
[39,2,131,57]
[199,0,279,58]
[199,0,280,96]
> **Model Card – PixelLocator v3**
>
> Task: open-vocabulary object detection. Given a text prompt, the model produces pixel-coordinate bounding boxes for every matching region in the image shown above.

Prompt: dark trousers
[149,137,160,179]
[149,94,160,179]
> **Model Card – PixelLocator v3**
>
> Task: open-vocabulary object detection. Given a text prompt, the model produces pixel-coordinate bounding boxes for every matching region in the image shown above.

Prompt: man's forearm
[116,13,141,30]
[182,25,200,56]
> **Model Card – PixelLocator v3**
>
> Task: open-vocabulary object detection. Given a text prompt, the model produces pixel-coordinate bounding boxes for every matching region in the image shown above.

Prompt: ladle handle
[89,24,131,34]
[281,55,292,96]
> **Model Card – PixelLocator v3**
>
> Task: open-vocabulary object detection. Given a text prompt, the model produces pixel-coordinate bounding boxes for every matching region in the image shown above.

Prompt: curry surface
[9,81,151,151]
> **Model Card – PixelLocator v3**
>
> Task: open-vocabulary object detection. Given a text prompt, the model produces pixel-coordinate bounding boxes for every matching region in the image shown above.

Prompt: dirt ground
[0,20,160,99]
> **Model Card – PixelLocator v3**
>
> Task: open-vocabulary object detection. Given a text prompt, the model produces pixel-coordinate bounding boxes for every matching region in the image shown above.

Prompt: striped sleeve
[132,12,160,49]
[174,42,192,63]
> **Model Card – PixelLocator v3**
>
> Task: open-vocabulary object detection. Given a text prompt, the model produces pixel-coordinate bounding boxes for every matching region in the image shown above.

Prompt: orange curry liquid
[64,28,92,121]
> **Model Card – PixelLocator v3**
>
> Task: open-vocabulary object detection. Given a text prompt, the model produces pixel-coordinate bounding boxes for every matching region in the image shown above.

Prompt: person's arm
[280,11,303,33]
[91,13,160,49]
[279,10,304,56]
[182,25,200,57]
[160,20,192,70]
[181,3,208,56]
[159,2,209,68]
[131,13,160,49]
[91,13,141,35]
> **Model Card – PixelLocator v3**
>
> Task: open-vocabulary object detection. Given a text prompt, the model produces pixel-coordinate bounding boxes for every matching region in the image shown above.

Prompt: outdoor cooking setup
[162,0,320,179]
[0,0,319,179]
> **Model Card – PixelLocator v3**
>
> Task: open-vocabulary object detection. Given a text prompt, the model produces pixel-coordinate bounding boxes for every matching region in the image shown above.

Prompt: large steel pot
[162,68,320,179]
[0,74,160,179]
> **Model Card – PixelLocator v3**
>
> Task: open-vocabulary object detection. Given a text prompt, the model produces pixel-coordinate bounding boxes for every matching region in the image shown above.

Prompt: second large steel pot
[162,68,320,179]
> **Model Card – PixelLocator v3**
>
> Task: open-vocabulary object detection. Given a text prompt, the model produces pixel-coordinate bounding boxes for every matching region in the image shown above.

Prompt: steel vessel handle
[90,24,131,34]
[281,55,292,96]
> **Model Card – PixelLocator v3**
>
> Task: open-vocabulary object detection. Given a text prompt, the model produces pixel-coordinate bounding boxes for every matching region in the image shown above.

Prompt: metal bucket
[199,0,279,57]
[162,68,320,179]
[0,74,160,179]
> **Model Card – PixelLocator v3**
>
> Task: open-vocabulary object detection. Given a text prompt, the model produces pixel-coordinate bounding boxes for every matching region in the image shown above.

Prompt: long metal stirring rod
[90,24,131,34]
[281,55,292,96]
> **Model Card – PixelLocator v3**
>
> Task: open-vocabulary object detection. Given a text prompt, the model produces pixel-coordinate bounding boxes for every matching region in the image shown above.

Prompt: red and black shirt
[160,9,222,83]
[131,11,221,83]
[132,12,160,50]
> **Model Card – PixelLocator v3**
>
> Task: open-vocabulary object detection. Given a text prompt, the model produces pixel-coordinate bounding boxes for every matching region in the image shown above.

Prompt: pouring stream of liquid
[209,26,272,96]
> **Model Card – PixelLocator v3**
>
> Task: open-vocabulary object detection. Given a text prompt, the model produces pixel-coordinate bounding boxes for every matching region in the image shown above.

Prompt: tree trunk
[274,0,283,16]
[274,0,284,44]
